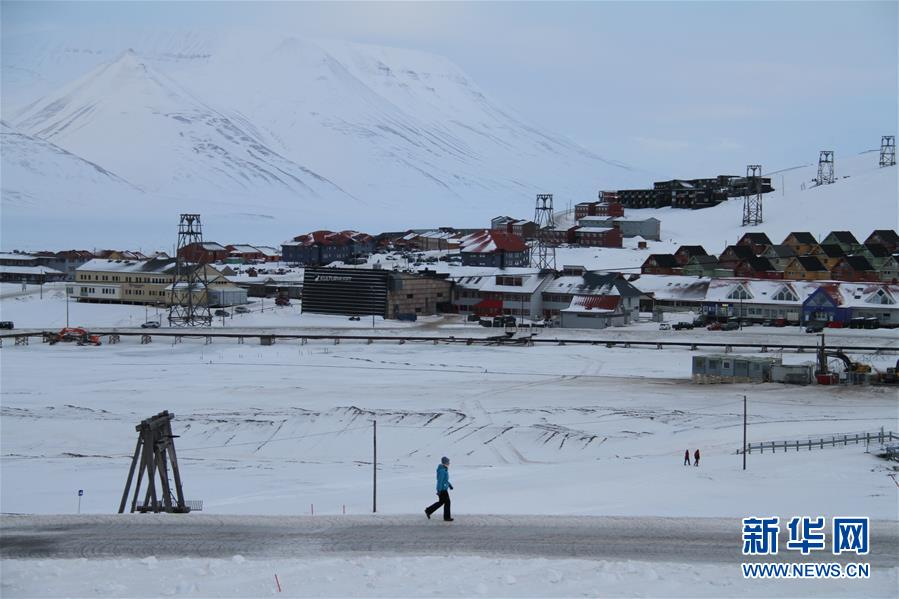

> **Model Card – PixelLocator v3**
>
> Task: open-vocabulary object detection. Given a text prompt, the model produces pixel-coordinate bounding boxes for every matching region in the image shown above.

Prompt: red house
[226,245,265,262]
[575,201,624,219]
[831,256,880,282]
[640,254,682,275]
[718,245,756,267]
[733,256,783,279]
[177,242,229,263]
[674,245,709,266]
[736,232,773,255]
[573,226,623,248]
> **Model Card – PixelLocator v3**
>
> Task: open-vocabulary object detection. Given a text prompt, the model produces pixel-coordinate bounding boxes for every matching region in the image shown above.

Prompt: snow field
[1,338,896,519]
[2,554,897,598]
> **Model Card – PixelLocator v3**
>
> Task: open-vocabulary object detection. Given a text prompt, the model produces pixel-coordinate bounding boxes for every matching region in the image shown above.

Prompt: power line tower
[531,193,556,271]
[880,135,896,167]
[168,213,212,327]
[816,150,835,185]
[741,165,763,226]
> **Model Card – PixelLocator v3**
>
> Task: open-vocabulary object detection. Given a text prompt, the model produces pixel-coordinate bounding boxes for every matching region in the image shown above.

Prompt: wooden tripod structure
[118,411,190,514]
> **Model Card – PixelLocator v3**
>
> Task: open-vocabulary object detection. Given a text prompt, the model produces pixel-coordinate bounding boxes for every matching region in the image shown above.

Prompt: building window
[727,285,752,300]
[772,286,799,302]
[406,294,414,299]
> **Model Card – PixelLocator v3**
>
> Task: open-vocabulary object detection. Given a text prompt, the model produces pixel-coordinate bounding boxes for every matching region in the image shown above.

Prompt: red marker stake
[275,574,282,593]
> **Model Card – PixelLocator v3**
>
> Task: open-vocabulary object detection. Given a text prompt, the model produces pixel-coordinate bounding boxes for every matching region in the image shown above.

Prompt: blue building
[801,286,852,324]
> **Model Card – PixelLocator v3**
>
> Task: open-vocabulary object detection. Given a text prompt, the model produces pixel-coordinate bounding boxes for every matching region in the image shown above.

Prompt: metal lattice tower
[741,165,763,226]
[532,193,556,271]
[168,213,212,327]
[816,150,835,185]
[880,136,896,167]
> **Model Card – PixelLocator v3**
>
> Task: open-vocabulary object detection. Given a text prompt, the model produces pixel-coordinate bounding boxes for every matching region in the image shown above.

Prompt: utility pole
[65,286,70,328]
[743,395,748,471]
[372,420,377,513]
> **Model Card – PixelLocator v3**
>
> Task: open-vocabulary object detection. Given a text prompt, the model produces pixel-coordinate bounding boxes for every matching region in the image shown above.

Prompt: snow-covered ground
[3,553,896,598]
[2,280,898,597]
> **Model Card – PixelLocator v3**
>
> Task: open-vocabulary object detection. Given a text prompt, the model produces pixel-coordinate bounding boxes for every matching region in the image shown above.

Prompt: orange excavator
[47,327,102,346]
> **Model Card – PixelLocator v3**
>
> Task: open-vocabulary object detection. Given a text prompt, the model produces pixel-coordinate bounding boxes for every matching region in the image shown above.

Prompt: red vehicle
[773,318,787,327]
[706,322,722,331]
[275,296,290,307]
[48,327,102,346]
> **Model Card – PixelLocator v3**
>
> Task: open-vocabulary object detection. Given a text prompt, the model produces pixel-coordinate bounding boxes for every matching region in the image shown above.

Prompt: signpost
[77,489,83,514]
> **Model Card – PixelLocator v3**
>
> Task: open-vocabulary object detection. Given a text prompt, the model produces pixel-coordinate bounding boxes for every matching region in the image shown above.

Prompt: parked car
[140,321,161,329]
[275,296,290,307]
[234,306,250,314]
[864,317,881,329]
[672,322,694,330]
[761,319,774,327]
[467,313,481,322]
[0,321,14,330]
[706,322,722,331]
[692,315,708,327]
[722,321,740,331]
[773,318,787,327]
[214,309,230,317]
[805,324,824,333]
[658,323,671,330]
[348,315,361,321]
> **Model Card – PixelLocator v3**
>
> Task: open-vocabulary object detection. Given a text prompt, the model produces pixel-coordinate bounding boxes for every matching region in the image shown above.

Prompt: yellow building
[73,258,245,306]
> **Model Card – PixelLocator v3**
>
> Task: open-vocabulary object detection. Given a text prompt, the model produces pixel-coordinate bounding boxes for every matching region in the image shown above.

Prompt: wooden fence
[745,431,898,454]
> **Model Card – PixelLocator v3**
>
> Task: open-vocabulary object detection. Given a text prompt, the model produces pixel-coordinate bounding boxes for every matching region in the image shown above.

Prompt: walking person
[683,449,690,466]
[425,456,454,521]
[694,448,700,467]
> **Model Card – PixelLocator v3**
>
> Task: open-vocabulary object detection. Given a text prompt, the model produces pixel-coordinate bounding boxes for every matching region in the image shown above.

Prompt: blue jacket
[436,464,451,492]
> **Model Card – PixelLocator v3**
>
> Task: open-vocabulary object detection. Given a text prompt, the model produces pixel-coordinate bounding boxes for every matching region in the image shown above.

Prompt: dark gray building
[302,268,453,319]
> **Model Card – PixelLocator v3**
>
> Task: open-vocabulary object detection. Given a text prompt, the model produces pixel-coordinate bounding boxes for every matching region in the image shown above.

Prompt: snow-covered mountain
[1,32,641,249]
[12,50,355,202]
[1,120,139,209]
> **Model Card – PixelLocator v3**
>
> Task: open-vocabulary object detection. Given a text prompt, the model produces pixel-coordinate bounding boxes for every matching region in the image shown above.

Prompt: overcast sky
[4,1,897,179]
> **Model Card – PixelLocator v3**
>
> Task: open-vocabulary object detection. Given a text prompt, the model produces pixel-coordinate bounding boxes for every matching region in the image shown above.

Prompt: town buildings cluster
[3,214,897,330]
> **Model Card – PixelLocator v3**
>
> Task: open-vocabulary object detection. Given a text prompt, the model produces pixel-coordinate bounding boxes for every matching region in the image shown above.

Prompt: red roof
[571,295,621,311]
[460,230,528,254]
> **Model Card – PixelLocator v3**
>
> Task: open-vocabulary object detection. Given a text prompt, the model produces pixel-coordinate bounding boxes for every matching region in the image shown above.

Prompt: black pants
[426,490,451,520]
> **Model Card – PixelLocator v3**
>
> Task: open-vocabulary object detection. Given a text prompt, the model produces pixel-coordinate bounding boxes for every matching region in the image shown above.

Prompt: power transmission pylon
[816,150,835,185]
[880,136,896,167]
[168,213,212,327]
[742,165,763,226]
[532,193,556,271]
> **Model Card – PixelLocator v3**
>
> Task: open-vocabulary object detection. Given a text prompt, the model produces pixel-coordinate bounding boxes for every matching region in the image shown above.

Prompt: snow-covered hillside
[624,151,897,251]
[523,152,897,273]
[1,32,643,250]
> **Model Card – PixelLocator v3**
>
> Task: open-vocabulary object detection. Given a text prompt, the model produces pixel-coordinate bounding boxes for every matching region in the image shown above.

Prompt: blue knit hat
[441,456,450,465]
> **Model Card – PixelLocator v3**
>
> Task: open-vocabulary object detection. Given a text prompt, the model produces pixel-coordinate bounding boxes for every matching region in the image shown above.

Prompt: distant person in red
[684,449,690,466]
[694,449,700,467]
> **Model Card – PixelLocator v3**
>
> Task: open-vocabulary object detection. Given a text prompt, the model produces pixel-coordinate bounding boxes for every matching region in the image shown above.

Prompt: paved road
[2,515,896,565]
